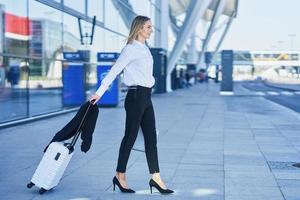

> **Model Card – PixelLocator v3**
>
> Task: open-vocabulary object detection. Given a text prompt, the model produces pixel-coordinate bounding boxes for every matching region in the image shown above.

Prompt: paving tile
[1,83,300,200]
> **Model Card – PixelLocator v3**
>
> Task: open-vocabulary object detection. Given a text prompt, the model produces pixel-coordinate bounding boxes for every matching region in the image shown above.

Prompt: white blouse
[96,40,155,97]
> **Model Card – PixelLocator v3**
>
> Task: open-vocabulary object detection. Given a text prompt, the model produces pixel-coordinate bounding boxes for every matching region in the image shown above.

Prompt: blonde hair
[127,15,151,45]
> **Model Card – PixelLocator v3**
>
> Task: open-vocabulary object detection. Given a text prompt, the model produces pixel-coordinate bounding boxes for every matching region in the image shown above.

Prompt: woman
[89,16,174,194]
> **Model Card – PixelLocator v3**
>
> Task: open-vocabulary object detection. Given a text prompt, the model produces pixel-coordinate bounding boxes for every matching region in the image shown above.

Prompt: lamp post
[277,40,283,51]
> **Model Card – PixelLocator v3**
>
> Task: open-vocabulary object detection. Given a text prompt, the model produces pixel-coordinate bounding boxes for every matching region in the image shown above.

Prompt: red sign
[5,12,32,40]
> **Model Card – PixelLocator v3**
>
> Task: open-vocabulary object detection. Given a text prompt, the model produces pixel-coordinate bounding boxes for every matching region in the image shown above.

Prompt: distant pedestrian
[185,71,191,87]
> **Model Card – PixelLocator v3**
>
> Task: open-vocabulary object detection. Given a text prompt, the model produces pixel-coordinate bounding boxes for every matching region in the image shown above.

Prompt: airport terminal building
[0,0,238,125]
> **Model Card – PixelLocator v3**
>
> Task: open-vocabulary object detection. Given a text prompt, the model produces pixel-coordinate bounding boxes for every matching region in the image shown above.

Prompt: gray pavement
[1,82,300,200]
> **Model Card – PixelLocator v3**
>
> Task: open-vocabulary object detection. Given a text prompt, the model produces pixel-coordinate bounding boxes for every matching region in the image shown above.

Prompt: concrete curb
[263,80,300,91]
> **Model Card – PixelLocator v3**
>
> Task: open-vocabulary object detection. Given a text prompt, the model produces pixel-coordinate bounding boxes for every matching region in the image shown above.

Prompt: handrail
[0,53,98,65]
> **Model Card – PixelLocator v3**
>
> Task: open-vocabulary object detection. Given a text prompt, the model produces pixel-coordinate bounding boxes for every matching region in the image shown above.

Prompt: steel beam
[166,0,212,91]
[210,13,235,63]
[196,0,226,70]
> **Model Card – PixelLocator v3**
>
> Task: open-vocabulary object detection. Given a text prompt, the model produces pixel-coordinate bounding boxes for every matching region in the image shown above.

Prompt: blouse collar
[133,40,146,47]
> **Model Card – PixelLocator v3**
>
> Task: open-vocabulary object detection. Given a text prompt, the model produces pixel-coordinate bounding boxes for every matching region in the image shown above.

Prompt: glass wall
[0,0,160,124]
[64,0,85,13]
[88,0,104,22]
[0,0,29,122]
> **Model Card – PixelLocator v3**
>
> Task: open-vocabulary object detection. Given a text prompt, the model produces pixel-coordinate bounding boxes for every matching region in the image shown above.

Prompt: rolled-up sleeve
[95,46,132,97]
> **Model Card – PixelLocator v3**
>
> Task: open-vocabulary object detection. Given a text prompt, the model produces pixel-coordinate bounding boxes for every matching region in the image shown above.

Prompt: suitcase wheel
[27,182,35,189]
[39,188,47,194]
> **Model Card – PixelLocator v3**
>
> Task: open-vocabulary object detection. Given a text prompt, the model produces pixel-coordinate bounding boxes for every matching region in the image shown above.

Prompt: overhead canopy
[169,0,238,20]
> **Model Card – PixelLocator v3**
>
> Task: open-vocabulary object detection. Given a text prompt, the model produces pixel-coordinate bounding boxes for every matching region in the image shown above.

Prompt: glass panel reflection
[28,58,63,116]
[0,56,29,123]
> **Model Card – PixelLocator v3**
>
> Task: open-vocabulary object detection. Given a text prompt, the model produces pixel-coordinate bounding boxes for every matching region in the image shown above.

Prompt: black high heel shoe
[149,179,174,194]
[112,176,135,193]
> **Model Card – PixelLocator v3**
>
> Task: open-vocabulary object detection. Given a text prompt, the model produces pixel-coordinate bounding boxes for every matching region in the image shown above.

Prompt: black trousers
[116,86,160,174]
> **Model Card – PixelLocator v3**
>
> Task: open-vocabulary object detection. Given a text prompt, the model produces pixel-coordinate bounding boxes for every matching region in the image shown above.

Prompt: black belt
[128,85,138,90]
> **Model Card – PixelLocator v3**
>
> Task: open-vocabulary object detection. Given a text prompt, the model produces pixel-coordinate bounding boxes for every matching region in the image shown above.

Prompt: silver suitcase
[27,102,93,194]
[28,142,73,193]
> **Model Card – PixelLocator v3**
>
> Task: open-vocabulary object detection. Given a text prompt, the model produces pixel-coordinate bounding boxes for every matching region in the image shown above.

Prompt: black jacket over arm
[45,102,99,153]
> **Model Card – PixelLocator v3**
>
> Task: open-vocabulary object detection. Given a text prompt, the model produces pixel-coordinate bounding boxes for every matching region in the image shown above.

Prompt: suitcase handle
[68,100,95,151]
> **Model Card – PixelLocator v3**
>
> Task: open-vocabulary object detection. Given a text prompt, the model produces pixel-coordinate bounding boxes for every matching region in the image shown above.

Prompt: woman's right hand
[89,94,100,105]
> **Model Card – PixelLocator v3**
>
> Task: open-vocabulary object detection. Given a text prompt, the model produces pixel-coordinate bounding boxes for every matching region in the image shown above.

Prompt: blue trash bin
[62,52,85,106]
[9,65,20,86]
[97,52,119,107]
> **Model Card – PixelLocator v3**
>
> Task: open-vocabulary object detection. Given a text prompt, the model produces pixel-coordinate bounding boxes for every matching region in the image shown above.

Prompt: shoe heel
[149,179,174,194]
[112,176,135,193]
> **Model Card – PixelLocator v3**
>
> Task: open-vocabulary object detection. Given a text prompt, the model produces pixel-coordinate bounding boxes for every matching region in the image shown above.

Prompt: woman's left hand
[89,94,100,105]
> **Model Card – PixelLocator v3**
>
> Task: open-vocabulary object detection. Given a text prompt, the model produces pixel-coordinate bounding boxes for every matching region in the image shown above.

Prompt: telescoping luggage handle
[67,100,95,152]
